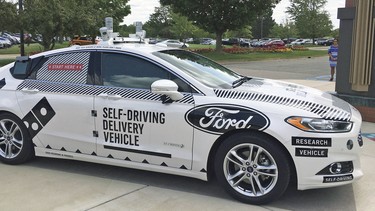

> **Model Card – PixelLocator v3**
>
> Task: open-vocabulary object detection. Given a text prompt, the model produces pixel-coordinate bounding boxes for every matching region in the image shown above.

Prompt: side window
[35,52,90,84]
[101,53,191,92]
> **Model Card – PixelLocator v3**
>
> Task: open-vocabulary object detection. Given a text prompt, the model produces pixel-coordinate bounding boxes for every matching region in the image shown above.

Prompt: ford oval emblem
[185,104,270,135]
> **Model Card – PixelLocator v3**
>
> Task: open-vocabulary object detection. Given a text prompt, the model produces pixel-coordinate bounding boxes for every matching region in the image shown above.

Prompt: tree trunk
[215,31,223,52]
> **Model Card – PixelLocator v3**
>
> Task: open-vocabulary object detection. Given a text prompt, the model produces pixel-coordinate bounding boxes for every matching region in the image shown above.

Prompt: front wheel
[0,113,34,164]
[215,132,290,204]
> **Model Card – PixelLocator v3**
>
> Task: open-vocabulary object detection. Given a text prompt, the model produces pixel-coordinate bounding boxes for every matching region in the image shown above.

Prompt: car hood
[213,78,352,121]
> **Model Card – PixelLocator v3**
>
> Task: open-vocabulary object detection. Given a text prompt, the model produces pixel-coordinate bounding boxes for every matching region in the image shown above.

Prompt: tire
[214,132,290,204]
[0,113,34,165]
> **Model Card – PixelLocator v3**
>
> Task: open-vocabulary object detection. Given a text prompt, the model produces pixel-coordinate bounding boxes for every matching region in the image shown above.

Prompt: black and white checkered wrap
[214,89,351,121]
[36,52,90,84]
[17,80,194,104]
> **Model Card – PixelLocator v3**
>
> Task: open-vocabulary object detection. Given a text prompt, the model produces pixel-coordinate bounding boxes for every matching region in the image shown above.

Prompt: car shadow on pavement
[25,157,357,210]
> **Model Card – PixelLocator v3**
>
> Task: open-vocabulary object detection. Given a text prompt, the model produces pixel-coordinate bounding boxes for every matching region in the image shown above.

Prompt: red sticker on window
[48,64,83,71]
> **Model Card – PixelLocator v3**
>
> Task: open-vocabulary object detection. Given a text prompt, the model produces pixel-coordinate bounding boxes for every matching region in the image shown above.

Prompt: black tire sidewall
[0,113,34,165]
[214,132,290,204]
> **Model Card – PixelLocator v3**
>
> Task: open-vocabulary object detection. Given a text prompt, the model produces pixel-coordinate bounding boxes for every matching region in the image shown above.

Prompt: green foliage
[270,19,298,39]
[161,0,277,51]
[287,0,332,39]
[251,8,276,39]
[0,59,14,67]
[143,6,173,38]
[118,25,136,37]
[0,0,18,32]
[330,28,339,39]
[144,6,214,40]
[170,12,197,41]
[22,0,130,51]
[225,26,253,39]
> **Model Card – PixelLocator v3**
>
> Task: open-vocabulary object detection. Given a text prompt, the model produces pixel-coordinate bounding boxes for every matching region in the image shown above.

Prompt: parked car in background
[200,38,213,45]
[291,39,311,45]
[70,36,98,46]
[263,40,285,48]
[0,37,12,48]
[251,38,273,47]
[2,32,19,45]
[282,38,297,44]
[317,38,334,46]
[222,38,250,47]
[315,38,326,45]
[157,39,189,48]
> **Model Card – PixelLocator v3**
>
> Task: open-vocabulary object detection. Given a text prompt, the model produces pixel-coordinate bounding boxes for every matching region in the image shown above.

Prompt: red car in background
[263,40,285,48]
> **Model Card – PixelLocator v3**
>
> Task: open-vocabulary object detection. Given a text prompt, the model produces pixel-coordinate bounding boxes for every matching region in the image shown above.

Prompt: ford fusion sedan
[0,43,363,204]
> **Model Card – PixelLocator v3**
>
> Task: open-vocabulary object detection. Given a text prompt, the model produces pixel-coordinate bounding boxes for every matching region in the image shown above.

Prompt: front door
[94,52,195,169]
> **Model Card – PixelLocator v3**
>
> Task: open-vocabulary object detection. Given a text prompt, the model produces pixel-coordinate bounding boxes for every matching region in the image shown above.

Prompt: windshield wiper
[232,76,251,88]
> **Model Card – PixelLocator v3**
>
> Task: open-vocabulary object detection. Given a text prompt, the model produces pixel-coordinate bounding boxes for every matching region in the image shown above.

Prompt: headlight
[285,116,353,133]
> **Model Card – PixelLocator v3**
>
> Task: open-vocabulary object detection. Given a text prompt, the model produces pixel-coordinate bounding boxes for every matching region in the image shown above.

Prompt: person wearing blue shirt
[328,39,338,81]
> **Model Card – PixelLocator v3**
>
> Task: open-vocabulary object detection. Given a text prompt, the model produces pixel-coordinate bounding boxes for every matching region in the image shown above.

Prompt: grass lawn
[0,59,14,67]
[0,42,70,55]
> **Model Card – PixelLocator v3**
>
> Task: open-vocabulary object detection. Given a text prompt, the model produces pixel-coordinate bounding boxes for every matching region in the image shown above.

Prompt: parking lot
[1,55,374,211]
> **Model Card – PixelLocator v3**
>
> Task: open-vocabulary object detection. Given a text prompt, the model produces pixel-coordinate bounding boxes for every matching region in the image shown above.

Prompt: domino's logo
[22,97,56,138]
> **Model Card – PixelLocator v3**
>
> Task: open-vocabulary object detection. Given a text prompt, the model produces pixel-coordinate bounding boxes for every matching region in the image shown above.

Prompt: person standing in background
[328,39,339,81]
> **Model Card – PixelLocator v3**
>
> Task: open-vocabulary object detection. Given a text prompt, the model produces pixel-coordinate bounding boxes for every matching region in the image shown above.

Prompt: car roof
[30,43,175,58]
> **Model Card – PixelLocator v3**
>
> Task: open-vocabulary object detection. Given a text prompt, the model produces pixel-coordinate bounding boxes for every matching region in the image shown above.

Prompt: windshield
[153,50,241,89]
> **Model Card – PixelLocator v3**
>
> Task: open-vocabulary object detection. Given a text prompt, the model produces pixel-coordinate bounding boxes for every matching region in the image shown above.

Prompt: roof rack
[98,17,147,46]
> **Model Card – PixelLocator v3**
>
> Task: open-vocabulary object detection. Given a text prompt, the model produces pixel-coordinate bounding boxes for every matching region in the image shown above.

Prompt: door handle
[98,93,122,100]
[21,88,39,93]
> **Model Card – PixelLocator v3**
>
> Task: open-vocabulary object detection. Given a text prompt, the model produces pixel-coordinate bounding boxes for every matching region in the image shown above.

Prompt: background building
[336,0,375,122]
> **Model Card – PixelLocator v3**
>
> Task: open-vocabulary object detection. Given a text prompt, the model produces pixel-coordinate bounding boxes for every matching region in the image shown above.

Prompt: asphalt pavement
[0,54,374,211]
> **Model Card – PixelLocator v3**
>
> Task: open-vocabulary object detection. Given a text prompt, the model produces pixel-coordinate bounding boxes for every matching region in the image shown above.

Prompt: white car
[291,39,311,45]
[0,43,363,204]
[157,39,189,48]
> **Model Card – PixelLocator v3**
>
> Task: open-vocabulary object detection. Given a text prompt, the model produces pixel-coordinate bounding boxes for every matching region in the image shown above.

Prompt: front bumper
[295,106,363,190]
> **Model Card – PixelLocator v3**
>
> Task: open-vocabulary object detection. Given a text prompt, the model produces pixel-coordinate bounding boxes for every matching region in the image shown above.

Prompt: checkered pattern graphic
[17,80,194,104]
[36,52,90,84]
[214,89,351,121]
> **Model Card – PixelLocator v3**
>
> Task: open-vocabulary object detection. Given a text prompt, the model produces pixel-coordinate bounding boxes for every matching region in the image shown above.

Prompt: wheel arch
[206,129,297,187]
[0,110,32,137]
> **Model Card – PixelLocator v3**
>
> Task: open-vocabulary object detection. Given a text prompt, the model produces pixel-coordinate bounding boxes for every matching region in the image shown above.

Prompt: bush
[291,45,308,51]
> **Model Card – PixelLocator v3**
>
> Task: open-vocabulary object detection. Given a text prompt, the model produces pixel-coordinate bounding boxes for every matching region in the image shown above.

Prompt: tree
[269,19,298,39]
[287,0,332,41]
[161,0,279,52]
[225,25,252,39]
[118,24,136,37]
[0,0,18,32]
[251,8,276,39]
[22,0,130,51]
[143,6,173,38]
[22,0,65,51]
[170,12,198,41]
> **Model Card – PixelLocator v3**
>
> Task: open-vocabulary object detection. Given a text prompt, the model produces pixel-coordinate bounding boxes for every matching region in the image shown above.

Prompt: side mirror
[151,79,183,101]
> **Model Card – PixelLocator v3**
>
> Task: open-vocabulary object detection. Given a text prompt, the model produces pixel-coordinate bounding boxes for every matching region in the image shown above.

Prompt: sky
[123,0,346,29]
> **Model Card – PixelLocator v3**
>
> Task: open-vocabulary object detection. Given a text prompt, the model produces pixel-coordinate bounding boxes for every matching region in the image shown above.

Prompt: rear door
[16,51,96,154]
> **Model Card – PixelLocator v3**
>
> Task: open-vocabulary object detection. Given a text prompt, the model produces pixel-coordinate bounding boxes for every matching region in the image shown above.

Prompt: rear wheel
[215,132,290,204]
[0,113,34,164]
